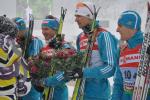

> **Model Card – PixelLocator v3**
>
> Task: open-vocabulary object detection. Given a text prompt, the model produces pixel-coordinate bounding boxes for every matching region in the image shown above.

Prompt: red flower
[31,66,39,73]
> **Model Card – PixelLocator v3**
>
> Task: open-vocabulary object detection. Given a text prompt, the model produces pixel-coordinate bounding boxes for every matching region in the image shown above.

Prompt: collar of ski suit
[127,30,143,48]
[82,20,100,34]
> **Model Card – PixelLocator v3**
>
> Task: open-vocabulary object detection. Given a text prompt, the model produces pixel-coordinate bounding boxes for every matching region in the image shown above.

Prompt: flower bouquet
[29,48,85,79]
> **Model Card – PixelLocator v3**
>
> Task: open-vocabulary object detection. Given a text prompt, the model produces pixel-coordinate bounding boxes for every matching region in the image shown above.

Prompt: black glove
[64,68,83,80]
[73,68,83,78]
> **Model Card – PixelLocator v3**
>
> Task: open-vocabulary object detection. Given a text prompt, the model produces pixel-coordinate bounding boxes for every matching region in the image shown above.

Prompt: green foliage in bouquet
[29,57,52,79]
[51,51,85,71]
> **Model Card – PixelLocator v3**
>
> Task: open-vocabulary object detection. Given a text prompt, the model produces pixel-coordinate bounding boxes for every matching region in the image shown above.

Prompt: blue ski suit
[22,37,44,100]
[111,31,150,100]
[76,27,118,100]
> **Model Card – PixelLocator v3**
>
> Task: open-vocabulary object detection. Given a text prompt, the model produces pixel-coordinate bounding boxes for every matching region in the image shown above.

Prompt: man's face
[42,27,56,41]
[75,15,92,28]
[116,24,136,41]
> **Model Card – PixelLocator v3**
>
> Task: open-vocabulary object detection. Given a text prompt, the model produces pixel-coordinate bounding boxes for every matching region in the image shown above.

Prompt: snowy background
[49,0,148,40]
[0,0,150,99]
[33,0,149,45]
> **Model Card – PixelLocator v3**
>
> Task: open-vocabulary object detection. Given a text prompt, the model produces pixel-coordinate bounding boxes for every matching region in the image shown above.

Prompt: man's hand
[64,68,83,80]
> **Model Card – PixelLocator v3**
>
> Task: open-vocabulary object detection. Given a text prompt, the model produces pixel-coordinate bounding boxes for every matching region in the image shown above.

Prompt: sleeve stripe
[33,39,38,55]
[100,32,114,74]
[56,73,64,81]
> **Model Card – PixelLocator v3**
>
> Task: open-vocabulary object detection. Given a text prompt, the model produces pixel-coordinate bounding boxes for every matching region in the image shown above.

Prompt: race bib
[121,67,137,90]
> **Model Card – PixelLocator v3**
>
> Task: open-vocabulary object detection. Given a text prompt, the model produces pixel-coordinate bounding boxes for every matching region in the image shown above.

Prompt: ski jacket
[0,34,31,100]
[111,31,150,100]
[76,27,118,100]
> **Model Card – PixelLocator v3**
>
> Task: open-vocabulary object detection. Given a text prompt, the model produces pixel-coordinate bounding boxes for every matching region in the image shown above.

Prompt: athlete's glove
[64,68,83,80]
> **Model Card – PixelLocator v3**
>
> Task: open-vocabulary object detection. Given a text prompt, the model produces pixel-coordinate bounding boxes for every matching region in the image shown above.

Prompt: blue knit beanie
[13,17,26,31]
[42,19,59,31]
[118,10,141,30]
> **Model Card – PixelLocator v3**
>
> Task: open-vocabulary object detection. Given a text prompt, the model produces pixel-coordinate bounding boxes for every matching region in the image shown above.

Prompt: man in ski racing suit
[0,16,31,100]
[12,17,44,100]
[34,17,75,100]
[65,2,118,100]
[111,10,150,100]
